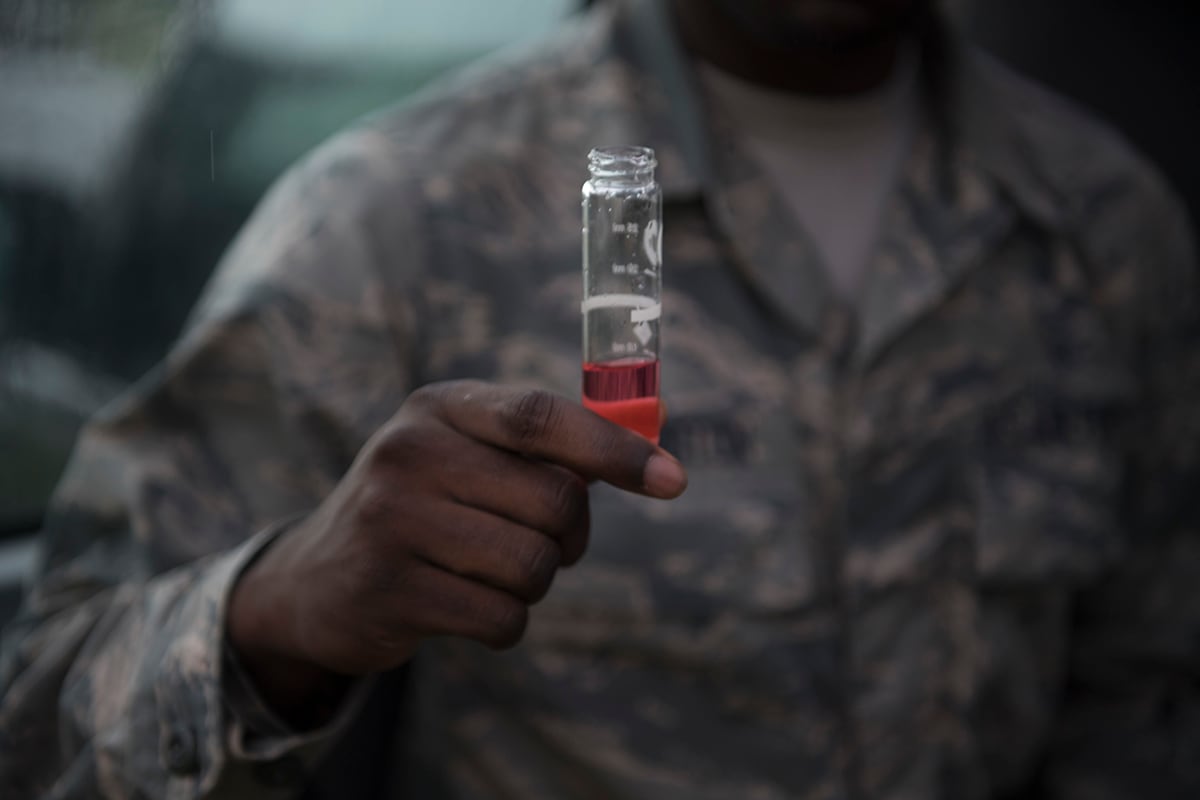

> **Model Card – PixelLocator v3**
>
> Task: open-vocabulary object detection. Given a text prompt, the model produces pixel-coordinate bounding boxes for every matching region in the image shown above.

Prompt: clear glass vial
[581,145,663,443]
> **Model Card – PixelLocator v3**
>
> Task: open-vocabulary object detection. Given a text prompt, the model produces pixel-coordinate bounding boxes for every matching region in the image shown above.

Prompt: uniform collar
[605,0,1068,357]
[610,0,1065,226]
[946,44,1072,231]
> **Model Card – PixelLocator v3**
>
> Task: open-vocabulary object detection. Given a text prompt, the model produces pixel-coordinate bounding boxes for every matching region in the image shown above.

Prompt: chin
[715,0,925,48]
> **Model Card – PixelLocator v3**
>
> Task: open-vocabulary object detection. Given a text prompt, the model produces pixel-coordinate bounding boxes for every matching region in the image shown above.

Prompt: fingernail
[643,452,687,497]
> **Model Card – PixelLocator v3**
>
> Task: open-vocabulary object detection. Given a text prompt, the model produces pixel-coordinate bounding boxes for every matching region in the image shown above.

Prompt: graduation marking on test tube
[579,294,662,322]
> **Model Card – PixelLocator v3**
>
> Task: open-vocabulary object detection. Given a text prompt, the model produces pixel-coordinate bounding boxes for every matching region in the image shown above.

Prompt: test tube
[581,146,663,443]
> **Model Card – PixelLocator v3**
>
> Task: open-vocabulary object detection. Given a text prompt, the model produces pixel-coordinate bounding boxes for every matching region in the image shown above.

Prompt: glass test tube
[581,146,663,443]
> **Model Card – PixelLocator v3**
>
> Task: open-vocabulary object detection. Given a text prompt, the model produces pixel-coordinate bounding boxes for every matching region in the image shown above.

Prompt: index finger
[419,381,687,499]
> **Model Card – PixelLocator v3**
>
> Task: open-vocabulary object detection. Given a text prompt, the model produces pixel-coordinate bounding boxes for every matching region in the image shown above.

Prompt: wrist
[227,537,348,729]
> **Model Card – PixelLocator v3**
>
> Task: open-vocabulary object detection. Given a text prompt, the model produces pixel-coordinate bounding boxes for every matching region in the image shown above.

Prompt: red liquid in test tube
[582,357,661,444]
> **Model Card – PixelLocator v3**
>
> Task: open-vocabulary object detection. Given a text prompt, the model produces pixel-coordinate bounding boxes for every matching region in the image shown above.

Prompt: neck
[669,0,906,97]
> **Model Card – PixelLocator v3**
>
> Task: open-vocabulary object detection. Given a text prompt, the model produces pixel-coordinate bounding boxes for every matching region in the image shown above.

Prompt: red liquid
[582,358,661,443]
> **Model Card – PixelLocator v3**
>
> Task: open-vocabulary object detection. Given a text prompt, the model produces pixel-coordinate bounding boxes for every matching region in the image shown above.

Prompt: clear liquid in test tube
[581,146,663,443]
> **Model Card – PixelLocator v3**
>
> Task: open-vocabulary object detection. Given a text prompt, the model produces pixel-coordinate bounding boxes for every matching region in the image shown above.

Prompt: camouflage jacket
[3,1,1198,798]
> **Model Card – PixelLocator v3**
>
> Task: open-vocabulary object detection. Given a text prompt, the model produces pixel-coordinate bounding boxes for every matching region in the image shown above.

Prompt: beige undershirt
[699,51,919,300]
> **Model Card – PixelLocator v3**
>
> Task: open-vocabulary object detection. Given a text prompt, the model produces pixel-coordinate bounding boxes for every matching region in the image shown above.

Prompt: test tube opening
[587,146,658,183]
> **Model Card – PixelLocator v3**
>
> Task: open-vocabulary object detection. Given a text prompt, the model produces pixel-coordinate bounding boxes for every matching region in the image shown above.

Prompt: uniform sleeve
[0,128,420,798]
[1042,175,1200,799]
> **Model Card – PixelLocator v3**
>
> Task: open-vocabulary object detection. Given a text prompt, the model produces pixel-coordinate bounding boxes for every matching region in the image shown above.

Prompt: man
[2,0,1198,797]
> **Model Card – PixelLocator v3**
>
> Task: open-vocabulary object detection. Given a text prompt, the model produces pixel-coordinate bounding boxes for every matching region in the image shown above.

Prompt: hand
[228,381,687,717]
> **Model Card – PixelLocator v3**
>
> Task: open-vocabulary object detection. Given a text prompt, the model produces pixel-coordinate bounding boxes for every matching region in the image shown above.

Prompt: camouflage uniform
[3,0,1198,797]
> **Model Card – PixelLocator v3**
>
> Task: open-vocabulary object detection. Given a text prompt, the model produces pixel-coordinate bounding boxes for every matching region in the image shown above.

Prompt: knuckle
[407,379,484,414]
[560,523,590,567]
[483,599,529,650]
[371,424,437,471]
[405,381,449,410]
[360,439,389,474]
[504,389,559,449]
[546,475,587,528]
[515,537,560,589]
[353,479,396,530]
[559,498,591,565]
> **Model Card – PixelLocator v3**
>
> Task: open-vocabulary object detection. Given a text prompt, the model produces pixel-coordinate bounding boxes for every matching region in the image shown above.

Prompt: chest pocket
[971,377,1135,584]
[847,351,1136,594]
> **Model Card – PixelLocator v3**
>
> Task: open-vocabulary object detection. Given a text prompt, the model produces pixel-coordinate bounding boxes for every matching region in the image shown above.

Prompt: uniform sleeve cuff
[152,518,301,792]
[215,517,371,764]
[221,633,371,763]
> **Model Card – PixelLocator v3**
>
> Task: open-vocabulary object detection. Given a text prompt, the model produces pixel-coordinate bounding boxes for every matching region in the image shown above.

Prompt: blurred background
[0,0,1196,623]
